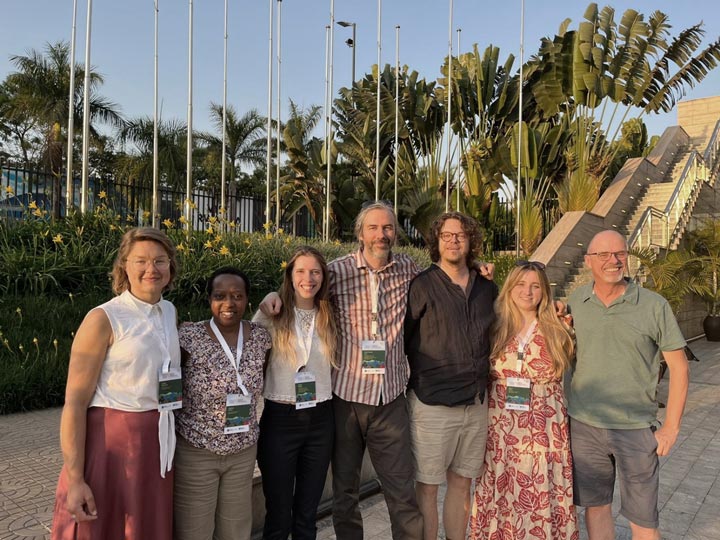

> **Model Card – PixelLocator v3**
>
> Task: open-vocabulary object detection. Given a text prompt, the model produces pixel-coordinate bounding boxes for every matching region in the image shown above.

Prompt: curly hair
[428,212,483,266]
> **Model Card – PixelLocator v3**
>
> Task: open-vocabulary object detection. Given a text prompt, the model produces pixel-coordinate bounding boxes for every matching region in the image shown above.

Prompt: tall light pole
[66,0,78,213]
[337,21,356,85]
[80,0,93,214]
[456,27,462,211]
[152,0,159,227]
[325,1,335,241]
[185,0,194,229]
[394,25,400,215]
[445,0,453,212]
[516,0,525,257]
[375,0,382,201]
[265,0,273,228]
[275,0,282,230]
[324,24,330,241]
[220,0,229,223]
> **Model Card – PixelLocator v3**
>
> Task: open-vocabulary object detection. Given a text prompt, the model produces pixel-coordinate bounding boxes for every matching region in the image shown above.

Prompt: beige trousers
[173,436,257,540]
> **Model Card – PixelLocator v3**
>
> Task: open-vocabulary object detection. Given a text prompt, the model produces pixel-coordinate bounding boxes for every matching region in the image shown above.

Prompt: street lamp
[337,21,356,85]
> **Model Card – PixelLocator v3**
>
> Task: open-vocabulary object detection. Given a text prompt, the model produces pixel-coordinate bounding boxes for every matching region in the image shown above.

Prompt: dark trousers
[257,399,334,540]
[331,394,423,540]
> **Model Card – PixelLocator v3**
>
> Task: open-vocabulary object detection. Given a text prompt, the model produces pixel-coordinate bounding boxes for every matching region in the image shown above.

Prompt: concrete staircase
[533,97,720,339]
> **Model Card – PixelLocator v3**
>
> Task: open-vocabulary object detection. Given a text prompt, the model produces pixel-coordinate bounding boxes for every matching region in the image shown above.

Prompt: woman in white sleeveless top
[51,227,180,540]
[253,246,337,540]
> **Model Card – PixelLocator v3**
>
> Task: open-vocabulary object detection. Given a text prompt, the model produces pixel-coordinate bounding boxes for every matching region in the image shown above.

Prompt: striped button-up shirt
[329,249,420,405]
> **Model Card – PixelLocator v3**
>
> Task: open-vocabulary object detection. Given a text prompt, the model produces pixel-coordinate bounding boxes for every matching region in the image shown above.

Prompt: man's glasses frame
[585,250,628,262]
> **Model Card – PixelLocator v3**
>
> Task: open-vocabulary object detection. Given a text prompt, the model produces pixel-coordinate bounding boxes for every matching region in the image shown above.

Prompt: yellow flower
[228,221,236,229]
[28,200,38,209]
[99,190,107,199]
[277,228,284,235]
[52,234,64,244]
[163,219,174,229]
[16,307,21,316]
[285,236,292,244]
[219,245,230,256]
[244,239,251,246]
[5,186,14,194]
[185,198,197,210]
[206,225,214,235]
[265,233,272,240]
[209,216,218,224]
[176,242,187,252]
[109,224,117,231]
[32,208,43,217]
[178,215,188,225]
[204,240,214,249]
[263,221,272,231]
[280,261,288,270]
[142,211,151,221]
[218,207,226,216]
[333,239,341,246]
[215,235,222,243]
[18,344,25,353]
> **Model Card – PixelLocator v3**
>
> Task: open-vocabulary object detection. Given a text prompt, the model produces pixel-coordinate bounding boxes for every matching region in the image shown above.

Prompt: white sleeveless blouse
[90,290,181,410]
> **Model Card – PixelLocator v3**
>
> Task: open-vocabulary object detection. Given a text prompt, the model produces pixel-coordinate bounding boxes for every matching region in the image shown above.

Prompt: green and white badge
[361,340,386,374]
[225,393,252,434]
[158,367,183,411]
[294,371,317,410]
[505,377,531,411]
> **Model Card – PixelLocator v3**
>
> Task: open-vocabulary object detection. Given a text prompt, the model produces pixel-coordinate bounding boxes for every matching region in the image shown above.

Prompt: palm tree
[4,41,124,216]
[196,104,266,192]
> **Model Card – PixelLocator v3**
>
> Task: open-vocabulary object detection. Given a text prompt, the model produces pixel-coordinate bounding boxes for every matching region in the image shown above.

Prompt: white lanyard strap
[515,319,537,370]
[294,309,316,370]
[209,319,249,396]
[368,270,380,337]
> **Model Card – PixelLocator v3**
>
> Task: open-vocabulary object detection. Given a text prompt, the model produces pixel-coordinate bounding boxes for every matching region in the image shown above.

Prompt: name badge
[505,377,531,411]
[224,394,252,434]
[294,371,317,410]
[361,340,386,374]
[157,367,183,411]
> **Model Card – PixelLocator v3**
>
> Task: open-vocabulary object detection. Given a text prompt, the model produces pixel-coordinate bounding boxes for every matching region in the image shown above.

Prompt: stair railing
[629,118,720,254]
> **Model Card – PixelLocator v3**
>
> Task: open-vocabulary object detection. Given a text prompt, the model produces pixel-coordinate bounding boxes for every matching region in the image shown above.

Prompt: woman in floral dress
[470,261,578,540]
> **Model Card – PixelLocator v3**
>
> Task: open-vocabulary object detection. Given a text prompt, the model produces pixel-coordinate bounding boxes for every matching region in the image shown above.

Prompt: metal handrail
[629,118,720,255]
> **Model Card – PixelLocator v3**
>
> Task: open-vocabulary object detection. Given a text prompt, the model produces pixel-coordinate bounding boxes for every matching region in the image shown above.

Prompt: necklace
[294,307,317,337]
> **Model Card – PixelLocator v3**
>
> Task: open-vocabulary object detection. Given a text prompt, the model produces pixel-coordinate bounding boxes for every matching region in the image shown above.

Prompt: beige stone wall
[677,96,720,147]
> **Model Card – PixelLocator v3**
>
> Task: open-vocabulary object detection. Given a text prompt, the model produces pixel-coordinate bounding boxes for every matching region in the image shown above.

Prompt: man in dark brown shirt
[404,212,497,540]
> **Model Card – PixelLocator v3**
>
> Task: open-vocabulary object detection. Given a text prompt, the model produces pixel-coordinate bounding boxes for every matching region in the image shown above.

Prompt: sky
[1,0,719,142]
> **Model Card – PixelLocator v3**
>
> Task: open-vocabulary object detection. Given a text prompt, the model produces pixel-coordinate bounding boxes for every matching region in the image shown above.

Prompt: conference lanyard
[210,319,249,396]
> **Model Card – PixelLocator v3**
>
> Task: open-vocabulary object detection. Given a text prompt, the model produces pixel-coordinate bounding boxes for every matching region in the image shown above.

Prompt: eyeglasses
[586,251,628,262]
[516,260,546,270]
[127,258,171,270]
[439,231,468,242]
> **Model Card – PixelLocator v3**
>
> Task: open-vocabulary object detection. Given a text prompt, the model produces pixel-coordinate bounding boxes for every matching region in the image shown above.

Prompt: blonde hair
[111,227,178,295]
[255,246,337,367]
[491,265,574,377]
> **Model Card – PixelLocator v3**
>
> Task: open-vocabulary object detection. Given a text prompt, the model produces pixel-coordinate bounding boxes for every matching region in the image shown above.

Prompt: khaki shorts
[407,390,488,484]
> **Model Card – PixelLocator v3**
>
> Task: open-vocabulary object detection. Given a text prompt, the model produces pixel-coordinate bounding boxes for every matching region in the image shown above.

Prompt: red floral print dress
[470,327,579,540]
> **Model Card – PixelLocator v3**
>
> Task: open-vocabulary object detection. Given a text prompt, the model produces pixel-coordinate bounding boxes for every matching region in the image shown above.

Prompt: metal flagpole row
[323,24,330,240]
[375,0,381,201]
[152,0,159,227]
[65,0,78,213]
[444,0,453,212]
[265,0,273,229]
[275,0,282,230]
[515,0,525,257]
[325,0,335,241]
[456,27,461,211]
[185,0,194,229]
[220,0,229,222]
[394,25,400,215]
[80,0,92,214]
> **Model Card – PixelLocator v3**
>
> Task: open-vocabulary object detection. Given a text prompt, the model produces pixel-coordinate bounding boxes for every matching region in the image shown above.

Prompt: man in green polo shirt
[567,230,689,540]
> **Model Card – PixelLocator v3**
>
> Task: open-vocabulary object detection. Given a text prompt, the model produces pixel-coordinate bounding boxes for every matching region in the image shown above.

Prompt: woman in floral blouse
[174,267,271,540]
[470,261,578,540]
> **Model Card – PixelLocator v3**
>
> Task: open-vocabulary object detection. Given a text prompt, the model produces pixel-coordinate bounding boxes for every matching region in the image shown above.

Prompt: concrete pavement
[1,338,719,539]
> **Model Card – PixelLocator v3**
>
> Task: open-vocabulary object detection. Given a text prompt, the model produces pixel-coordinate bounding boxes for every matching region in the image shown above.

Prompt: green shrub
[0,206,516,413]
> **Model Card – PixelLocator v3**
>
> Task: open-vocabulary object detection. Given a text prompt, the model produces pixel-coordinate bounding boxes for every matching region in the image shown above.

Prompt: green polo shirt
[566,280,686,429]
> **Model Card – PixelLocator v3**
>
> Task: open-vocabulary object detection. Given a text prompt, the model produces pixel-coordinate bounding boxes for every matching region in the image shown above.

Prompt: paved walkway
[1,339,719,539]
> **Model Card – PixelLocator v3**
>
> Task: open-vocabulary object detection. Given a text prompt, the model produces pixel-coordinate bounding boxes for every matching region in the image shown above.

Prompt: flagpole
[515,0,525,257]
[375,0,382,201]
[394,25,400,215]
[152,0,159,227]
[445,0,453,212]
[185,0,194,229]
[221,0,228,223]
[265,0,273,229]
[275,0,282,230]
[65,0,78,213]
[325,0,335,240]
[80,0,92,214]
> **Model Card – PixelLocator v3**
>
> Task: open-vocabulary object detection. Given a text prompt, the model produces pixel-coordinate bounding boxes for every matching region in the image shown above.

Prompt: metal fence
[1,165,558,251]
[0,166,316,236]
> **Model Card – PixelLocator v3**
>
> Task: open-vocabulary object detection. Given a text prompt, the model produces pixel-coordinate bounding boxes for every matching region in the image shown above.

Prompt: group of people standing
[50,200,689,540]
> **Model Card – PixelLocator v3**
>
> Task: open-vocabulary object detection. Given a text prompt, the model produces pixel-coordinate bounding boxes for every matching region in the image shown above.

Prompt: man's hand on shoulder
[259,292,282,316]
[475,261,495,281]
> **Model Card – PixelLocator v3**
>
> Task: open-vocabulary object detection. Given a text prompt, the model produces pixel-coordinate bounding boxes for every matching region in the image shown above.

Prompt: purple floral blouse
[175,321,271,455]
